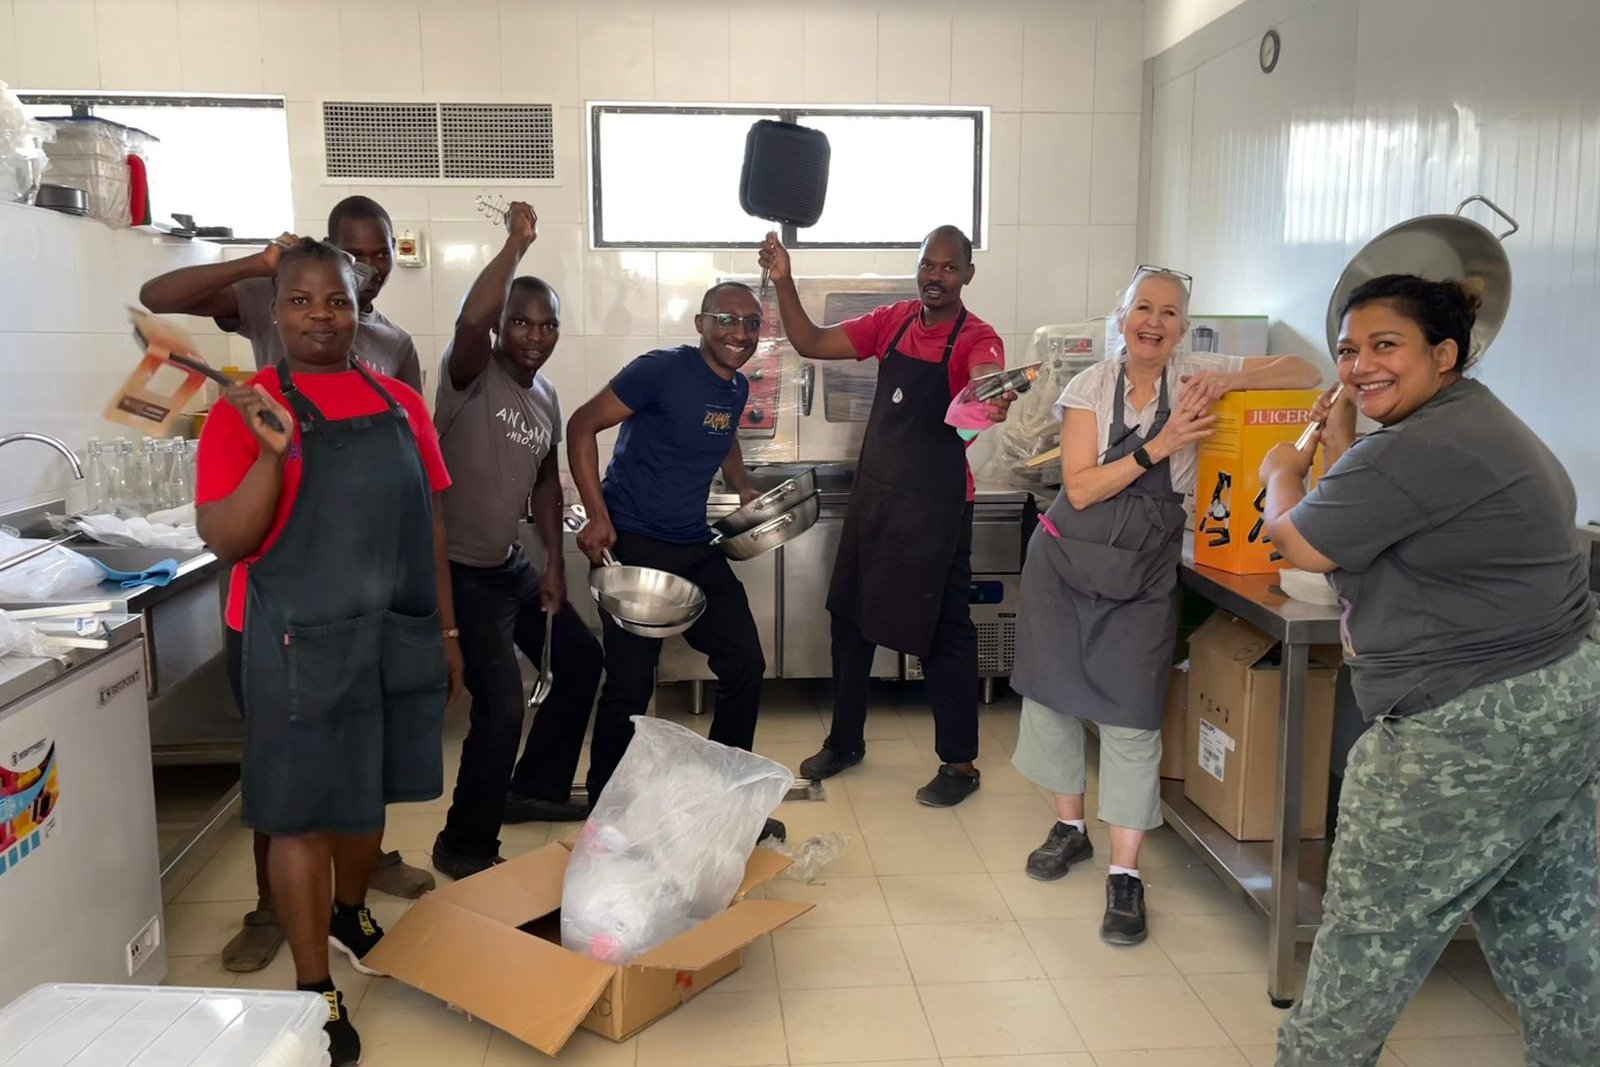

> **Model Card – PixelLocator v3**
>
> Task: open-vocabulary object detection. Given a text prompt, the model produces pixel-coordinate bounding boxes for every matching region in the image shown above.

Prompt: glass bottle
[82,437,105,512]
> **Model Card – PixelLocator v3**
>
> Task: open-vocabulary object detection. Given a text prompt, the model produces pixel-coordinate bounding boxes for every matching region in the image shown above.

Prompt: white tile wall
[4,0,1152,476]
[14,0,98,90]
[0,203,225,512]
[420,0,501,97]
[97,0,183,92]
[177,0,264,94]
[1146,0,1600,519]
[1089,112,1142,223]
[652,4,730,102]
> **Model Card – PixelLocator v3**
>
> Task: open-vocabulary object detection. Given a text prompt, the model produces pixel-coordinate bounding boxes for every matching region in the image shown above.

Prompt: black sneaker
[431,833,506,882]
[915,764,980,807]
[328,904,386,976]
[319,988,361,1067]
[1101,873,1148,945]
[799,746,863,780]
[1025,822,1095,881]
[503,791,590,824]
[759,817,786,844]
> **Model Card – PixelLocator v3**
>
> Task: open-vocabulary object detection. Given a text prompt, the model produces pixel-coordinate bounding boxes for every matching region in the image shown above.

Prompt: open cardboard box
[365,838,811,1056]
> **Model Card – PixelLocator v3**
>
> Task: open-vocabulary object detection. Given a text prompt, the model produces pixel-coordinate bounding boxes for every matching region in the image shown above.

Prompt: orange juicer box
[1192,388,1322,574]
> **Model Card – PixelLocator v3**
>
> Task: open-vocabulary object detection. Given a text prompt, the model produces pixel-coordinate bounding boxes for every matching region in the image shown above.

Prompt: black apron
[1011,365,1187,730]
[240,362,448,835]
[827,308,970,658]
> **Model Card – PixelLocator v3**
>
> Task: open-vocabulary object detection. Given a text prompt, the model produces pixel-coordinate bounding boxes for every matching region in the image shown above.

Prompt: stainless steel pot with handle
[1326,194,1518,366]
[713,492,821,561]
[713,468,818,537]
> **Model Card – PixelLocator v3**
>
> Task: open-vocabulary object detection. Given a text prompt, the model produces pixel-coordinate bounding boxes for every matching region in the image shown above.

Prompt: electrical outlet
[126,915,161,976]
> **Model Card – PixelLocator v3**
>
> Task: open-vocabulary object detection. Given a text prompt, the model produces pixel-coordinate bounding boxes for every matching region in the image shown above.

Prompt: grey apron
[1011,365,1187,730]
[240,361,448,836]
[827,308,970,658]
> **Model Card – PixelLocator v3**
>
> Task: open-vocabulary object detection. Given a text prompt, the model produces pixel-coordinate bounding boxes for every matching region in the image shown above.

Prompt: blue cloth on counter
[91,557,179,589]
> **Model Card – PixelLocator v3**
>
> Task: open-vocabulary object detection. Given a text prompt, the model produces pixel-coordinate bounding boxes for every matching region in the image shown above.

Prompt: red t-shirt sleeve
[954,325,1007,383]
[839,302,906,362]
[195,394,261,505]
[388,379,452,493]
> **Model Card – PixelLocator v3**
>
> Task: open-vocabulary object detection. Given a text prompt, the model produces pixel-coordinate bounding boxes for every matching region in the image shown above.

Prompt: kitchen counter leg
[1269,640,1310,1007]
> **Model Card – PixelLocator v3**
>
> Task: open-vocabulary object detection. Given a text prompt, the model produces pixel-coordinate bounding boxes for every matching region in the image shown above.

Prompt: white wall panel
[1145,0,1600,520]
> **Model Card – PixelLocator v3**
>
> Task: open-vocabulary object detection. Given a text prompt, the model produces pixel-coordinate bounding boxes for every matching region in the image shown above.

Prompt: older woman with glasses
[1011,266,1321,944]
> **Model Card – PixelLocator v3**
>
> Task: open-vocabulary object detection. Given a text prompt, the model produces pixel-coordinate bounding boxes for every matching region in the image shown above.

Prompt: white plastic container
[0,985,330,1067]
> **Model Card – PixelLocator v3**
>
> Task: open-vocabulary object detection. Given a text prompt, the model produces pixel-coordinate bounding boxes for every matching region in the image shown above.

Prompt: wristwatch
[1132,446,1155,470]
[441,627,461,640]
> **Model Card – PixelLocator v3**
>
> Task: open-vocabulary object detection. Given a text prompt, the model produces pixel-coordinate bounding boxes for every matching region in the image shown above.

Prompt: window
[589,104,986,250]
[20,93,292,240]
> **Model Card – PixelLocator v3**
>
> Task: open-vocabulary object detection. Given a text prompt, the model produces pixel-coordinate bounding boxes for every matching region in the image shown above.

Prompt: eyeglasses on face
[700,312,763,331]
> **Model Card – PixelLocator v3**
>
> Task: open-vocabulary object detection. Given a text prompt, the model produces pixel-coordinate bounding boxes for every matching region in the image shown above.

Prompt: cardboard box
[1193,388,1323,574]
[1159,663,1189,780]
[366,840,811,1056]
[1183,613,1340,841]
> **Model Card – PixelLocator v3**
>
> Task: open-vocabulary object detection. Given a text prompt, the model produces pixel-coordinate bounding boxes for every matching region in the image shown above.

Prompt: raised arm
[1180,354,1326,409]
[139,233,295,320]
[757,233,860,361]
[195,385,294,563]
[566,387,635,563]
[447,202,538,391]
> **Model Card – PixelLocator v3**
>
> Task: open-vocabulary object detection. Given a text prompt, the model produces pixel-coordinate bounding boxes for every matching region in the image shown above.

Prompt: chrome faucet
[0,432,84,480]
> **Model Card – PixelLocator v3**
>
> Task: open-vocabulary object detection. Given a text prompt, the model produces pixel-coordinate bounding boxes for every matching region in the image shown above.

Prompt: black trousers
[825,502,980,764]
[586,528,765,799]
[439,547,603,858]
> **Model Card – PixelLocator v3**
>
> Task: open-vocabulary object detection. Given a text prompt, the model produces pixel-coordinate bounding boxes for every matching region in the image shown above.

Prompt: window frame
[17,90,291,241]
[587,102,988,252]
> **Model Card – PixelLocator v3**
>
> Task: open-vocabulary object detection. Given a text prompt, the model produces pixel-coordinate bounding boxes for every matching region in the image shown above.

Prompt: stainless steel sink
[70,543,209,574]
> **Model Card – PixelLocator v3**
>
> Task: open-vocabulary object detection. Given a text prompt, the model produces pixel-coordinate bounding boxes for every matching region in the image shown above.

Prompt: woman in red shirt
[195,238,460,1067]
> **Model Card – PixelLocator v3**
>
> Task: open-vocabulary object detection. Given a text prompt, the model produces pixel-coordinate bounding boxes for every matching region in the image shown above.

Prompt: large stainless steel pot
[1326,194,1518,366]
[714,468,818,536]
[714,492,820,561]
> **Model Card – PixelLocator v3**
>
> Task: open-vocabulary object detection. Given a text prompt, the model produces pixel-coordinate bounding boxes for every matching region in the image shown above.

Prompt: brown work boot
[367,849,435,899]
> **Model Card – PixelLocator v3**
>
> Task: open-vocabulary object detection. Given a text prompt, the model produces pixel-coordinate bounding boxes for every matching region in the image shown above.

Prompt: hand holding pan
[127,308,287,434]
[740,120,830,296]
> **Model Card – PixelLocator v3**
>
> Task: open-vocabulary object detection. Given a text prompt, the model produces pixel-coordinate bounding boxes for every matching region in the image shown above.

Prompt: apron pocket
[284,611,384,725]
[1039,534,1178,602]
[381,609,448,700]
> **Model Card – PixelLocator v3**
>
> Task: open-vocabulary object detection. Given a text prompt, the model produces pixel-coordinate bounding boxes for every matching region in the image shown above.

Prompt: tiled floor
[158,682,1528,1066]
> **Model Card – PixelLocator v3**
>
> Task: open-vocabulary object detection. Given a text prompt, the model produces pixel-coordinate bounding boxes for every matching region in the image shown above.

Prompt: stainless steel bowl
[589,550,707,635]
[715,492,821,561]
[1327,195,1517,366]
[714,468,818,536]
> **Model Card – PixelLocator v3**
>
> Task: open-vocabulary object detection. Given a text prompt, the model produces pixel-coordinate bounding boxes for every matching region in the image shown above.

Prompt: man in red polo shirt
[758,225,1011,807]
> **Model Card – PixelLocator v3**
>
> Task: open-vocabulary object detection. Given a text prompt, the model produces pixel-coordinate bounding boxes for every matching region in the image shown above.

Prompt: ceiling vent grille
[322,102,557,181]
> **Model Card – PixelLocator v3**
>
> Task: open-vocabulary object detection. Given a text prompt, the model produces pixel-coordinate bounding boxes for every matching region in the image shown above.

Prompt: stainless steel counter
[0,615,146,710]
[1168,560,1343,1009]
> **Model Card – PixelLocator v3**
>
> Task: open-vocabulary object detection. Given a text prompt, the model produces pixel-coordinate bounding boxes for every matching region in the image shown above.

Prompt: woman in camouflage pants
[1259,273,1600,1066]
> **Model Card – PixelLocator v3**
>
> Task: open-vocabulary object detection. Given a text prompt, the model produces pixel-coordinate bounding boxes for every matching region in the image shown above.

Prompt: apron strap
[352,360,406,417]
[275,360,332,436]
[885,306,969,366]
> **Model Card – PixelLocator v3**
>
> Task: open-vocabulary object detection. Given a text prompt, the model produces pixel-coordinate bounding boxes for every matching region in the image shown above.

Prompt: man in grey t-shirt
[430,201,604,882]
[139,195,422,392]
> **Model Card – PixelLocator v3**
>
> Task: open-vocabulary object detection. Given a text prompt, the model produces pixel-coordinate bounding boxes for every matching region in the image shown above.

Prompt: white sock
[1058,819,1086,832]
[1109,865,1141,880]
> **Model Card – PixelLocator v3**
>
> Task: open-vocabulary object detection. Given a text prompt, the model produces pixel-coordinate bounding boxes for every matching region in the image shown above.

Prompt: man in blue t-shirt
[568,282,783,841]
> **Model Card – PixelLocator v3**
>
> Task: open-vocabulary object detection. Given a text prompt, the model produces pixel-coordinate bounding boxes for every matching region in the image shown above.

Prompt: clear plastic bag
[761,831,848,884]
[0,533,101,600]
[0,610,53,659]
[561,716,795,963]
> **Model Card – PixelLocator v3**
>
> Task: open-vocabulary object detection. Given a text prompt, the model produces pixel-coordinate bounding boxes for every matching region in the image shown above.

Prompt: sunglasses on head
[701,312,763,331]
[1132,264,1193,292]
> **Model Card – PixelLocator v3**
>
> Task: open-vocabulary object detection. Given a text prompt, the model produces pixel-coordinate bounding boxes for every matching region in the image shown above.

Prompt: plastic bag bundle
[0,609,53,659]
[561,716,794,963]
[73,511,203,551]
[0,533,101,600]
[761,831,848,884]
